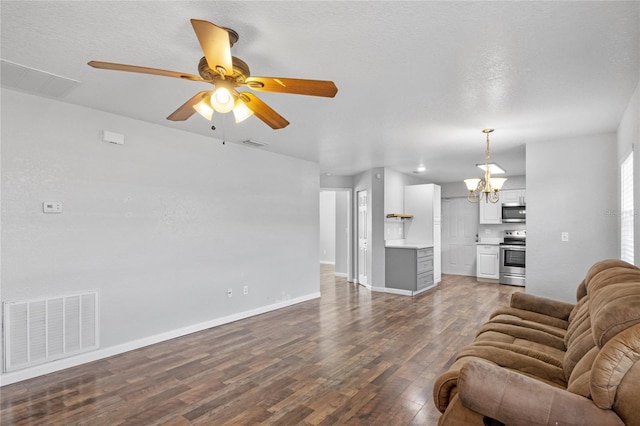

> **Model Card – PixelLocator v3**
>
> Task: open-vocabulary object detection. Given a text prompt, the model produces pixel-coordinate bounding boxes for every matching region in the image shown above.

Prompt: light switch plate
[561,232,569,242]
[43,201,63,213]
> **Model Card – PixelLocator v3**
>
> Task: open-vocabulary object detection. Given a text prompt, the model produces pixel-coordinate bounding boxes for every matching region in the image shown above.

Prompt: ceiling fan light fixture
[193,94,214,120]
[233,98,254,123]
[211,85,234,113]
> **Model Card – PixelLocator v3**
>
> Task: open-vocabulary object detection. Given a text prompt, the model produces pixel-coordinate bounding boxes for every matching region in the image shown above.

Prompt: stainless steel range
[499,230,526,286]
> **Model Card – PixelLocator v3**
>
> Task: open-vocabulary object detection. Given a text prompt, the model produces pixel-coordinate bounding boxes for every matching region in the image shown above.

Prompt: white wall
[319,191,336,264]
[617,80,639,265]
[1,89,320,382]
[320,174,354,189]
[383,168,429,242]
[384,168,430,212]
[334,191,350,276]
[526,133,618,302]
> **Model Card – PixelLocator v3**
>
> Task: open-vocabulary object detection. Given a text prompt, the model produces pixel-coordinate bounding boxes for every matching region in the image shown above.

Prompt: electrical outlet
[561,232,569,242]
[227,288,233,298]
[243,285,249,295]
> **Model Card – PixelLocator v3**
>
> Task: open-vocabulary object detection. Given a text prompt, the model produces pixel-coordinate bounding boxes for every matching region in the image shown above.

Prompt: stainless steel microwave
[502,203,526,223]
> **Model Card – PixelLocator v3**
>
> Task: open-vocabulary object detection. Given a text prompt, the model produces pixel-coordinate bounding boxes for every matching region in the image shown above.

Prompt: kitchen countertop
[385,242,433,249]
[476,238,502,245]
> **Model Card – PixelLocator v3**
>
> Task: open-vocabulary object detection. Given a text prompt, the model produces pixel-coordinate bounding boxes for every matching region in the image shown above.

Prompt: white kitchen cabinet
[479,199,502,224]
[404,184,441,284]
[501,189,526,205]
[476,244,500,280]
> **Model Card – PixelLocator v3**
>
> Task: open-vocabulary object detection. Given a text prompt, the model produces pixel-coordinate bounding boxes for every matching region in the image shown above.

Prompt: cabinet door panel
[477,249,499,279]
[479,201,501,224]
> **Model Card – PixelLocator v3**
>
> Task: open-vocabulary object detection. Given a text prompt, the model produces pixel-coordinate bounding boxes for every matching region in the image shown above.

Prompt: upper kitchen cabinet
[479,199,501,224]
[404,184,441,283]
[501,190,526,205]
[479,190,526,224]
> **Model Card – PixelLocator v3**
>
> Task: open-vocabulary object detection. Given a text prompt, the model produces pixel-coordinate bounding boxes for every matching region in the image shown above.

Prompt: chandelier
[464,128,507,203]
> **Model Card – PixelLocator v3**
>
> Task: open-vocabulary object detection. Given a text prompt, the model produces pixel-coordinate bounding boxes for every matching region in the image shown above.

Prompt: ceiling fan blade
[190,19,233,77]
[87,61,204,82]
[244,77,338,98]
[167,91,210,121]
[238,92,289,129]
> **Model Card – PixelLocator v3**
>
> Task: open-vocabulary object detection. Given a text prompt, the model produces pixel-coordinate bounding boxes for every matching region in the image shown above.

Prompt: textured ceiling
[1,1,639,183]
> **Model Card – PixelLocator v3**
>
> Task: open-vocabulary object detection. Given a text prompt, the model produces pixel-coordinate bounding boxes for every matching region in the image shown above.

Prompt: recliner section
[433,259,640,426]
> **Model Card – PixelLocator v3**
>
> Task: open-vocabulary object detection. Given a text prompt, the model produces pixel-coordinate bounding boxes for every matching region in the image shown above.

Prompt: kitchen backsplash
[385,221,404,240]
[478,223,526,242]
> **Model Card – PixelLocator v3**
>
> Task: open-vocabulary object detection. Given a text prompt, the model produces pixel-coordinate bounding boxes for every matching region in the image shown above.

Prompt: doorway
[319,189,353,281]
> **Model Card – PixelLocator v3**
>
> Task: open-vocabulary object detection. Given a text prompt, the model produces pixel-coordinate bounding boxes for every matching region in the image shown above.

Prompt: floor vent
[3,292,99,372]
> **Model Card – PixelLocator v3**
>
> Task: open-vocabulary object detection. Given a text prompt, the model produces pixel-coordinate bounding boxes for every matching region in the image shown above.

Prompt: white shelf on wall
[386,213,413,220]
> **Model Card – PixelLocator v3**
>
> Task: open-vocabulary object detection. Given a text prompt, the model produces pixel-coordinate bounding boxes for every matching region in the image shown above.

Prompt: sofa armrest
[458,359,624,425]
[509,292,574,321]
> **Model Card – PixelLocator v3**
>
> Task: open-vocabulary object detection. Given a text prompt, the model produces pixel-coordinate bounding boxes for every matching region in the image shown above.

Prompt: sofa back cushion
[563,327,596,379]
[584,259,638,290]
[590,324,640,412]
[566,346,599,397]
[590,281,640,347]
[565,296,590,347]
[587,267,640,295]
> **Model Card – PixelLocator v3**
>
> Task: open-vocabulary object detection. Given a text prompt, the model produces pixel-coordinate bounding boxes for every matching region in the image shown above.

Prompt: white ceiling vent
[1,59,80,98]
[239,139,269,148]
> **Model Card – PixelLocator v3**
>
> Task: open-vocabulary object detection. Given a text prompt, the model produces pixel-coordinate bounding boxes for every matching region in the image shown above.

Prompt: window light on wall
[621,150,634,264]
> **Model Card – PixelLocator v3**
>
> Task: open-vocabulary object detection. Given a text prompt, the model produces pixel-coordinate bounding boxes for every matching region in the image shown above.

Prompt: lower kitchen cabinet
[476,244,499,280]
[385,246,435,295]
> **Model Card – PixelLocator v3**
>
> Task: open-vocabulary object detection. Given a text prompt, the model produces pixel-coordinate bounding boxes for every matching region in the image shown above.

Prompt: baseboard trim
[373,284,438,297]
[334,272,348,278]
[0,292,321,386]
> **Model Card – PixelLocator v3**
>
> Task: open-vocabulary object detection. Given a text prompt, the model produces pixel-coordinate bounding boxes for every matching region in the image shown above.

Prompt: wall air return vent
[3,292,99,372]
[1,59,80,99]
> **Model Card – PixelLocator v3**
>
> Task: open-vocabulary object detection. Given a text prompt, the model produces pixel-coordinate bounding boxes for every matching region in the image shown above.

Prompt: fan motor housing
[198,56,250,84]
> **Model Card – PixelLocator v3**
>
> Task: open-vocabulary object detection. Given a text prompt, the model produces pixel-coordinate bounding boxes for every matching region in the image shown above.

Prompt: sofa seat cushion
[488,313,567,338]
[475,321,566,351]
[473,332,565,367]
[490,306,569,330]
[455,344,567,386]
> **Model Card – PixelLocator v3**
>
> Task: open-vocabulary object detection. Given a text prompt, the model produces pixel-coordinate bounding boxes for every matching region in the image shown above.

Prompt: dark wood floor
[0,266,521,425]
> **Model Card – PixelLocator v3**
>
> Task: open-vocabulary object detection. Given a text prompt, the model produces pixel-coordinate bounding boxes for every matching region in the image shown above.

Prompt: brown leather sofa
[433,259,640,425]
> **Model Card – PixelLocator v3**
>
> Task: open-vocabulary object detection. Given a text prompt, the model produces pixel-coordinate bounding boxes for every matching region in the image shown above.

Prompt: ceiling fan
[88,19,338,129]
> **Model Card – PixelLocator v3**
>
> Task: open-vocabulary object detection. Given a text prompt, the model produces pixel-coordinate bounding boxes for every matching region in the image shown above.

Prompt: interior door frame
[356,189,368,286]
